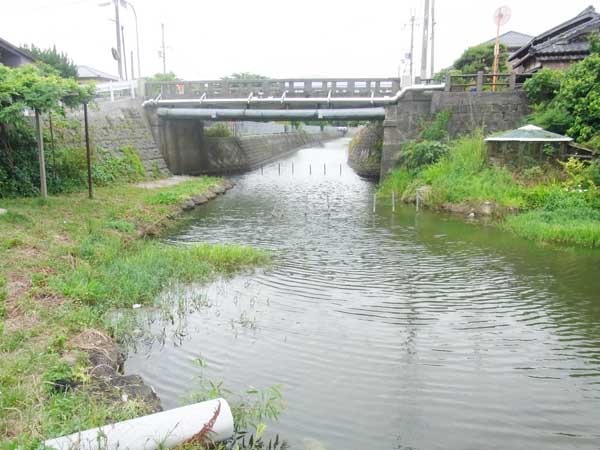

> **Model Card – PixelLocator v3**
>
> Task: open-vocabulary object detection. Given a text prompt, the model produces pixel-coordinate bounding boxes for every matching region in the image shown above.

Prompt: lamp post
[100,0,140,79]
[120,0,141,78]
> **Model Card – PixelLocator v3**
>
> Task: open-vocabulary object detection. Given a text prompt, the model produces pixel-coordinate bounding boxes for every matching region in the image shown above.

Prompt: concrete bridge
[142,77,530,178]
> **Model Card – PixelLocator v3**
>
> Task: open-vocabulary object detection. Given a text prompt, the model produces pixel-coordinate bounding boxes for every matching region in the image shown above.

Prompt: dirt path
[135,176,194,189]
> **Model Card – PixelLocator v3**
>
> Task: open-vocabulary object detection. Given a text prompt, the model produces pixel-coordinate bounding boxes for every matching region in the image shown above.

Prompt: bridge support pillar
[381,90,432,178]
[158,117,206,175]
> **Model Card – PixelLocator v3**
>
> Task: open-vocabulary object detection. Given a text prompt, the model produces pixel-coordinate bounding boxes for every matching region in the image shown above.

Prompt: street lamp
[120,0,141,78]
[99,0,141,79]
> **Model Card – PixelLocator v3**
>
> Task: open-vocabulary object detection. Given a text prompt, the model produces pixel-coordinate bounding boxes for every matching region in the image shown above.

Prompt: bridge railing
[443,71,533,92]
[144,78,401,100]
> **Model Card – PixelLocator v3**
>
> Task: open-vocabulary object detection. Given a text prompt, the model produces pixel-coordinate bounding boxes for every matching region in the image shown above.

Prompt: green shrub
[401,141,449,170]
[204,123,232,138]
[420,110,451,141]
[523,68,564,104]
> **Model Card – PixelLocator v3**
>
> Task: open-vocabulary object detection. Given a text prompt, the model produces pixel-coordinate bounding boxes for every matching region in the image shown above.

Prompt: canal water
[125,138,600,450]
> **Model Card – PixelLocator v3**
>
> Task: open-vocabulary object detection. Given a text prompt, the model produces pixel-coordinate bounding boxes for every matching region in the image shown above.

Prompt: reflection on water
[125,138,600,450]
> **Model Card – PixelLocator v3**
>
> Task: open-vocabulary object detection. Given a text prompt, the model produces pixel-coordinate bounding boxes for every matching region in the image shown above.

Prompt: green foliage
[1,144,147,198]
[527,52,600,144]
[0,64,94,123]
[146,72,179,81]
[56,242,269,310]
[454,43,508,74]
[506,207,600,247]
[204,123,232,137]
[523,68,564,104]
[589,32,600,55]
[221,72,270,80]
[401,141,449,170]
[420,110,451,141]
[19,44,77,79]
[145,178,218,205]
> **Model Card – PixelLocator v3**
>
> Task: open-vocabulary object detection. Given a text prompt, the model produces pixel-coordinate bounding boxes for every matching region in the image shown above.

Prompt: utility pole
[420,0,430,80]
[409,13,416,84]
[430,0,436,78]
[121,25,128,80]
[114,0,123,79]
[161,23,166,74]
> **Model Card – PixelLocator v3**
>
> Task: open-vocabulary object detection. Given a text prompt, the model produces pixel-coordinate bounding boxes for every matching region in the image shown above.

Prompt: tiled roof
[510,5,599,61]
[482,31,533,49]
[0,36,36,62]
[77,65,119,81]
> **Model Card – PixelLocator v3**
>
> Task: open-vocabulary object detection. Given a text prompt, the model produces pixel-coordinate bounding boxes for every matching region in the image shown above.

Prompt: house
[0,36,35,67]
[76,65,119,84]
[481,31,534,57]
[510,6,600,74]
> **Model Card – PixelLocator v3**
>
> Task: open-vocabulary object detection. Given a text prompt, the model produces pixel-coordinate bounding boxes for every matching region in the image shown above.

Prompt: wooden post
[34,109,48,199]
[476,71,484,91]
[83,102,93,199]
[509,73,516,90]
[444,72,451,92]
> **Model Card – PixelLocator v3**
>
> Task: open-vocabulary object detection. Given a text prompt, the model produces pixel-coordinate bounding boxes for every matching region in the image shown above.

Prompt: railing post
[509,72,516,90]
[109,81,114,102]
[444,73,451,91]
[130,81,135,99]
[476,71,484,91]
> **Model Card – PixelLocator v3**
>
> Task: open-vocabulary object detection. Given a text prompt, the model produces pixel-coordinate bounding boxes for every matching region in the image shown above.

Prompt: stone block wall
[430,91,531,137]
[347,123,383,179]
[380,90,530,177]
[65,99,169,176]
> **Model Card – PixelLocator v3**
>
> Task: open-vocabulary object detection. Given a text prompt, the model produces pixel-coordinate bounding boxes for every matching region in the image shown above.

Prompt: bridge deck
[145,78,401,100]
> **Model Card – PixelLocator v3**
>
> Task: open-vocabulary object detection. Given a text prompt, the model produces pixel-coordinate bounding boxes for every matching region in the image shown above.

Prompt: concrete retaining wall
[193,131,339,175]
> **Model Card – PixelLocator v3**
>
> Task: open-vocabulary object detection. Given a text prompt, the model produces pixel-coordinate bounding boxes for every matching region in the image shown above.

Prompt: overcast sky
[2,0,598,80]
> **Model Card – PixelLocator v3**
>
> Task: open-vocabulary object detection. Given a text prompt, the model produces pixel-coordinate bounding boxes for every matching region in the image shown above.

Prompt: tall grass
[378,134,600,248]
[57,242,269,309]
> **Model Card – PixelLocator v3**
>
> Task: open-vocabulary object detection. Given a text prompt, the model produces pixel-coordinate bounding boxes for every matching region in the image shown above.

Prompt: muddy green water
[126,138,600,450]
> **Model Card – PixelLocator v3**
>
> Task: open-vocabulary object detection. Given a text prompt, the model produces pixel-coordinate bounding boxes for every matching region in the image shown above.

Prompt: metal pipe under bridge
[144,78,445,120]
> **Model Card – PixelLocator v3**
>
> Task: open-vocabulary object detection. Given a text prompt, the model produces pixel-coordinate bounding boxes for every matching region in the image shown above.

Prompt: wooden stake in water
[278,163,281,175]
[392,191,396,213]
[261,166,263,175]
[292,162,294,175]
[340,163,342,175]
[416,191,420,212]
[310,164,312,175]
[324,163,326,175]
[373,194,377,213]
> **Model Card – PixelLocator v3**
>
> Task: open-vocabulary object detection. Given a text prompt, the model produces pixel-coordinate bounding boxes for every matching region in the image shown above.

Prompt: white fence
[94,80,139,102]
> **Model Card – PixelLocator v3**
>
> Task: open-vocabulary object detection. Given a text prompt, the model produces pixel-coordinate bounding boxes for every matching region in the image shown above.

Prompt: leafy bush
[523,68,564,104]
[420,110,451,141]
[204,123,232,138]
[401,141,449,170]
[454,43,508,74]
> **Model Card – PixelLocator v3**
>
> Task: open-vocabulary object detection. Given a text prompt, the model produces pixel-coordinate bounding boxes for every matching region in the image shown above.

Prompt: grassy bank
[379,135,600,248]
[0,178,269,448]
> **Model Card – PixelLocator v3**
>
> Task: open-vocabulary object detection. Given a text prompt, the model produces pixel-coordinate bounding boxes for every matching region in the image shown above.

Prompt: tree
[453,43,508,74]
[19,44,78,79]
[221,72,270,80]
[0,64,94,197]
[146,72,180,81]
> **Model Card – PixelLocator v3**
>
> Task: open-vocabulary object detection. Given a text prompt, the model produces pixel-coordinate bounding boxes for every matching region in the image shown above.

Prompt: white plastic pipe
[44,398,234,450]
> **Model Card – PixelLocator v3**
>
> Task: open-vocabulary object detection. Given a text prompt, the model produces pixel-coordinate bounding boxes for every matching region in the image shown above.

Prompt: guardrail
[95,79,139,102]
[442,72,533,92]
[144,78,401,100]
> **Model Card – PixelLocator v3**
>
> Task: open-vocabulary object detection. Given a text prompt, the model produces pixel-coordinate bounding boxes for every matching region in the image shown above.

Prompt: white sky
[2,0,598,80]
